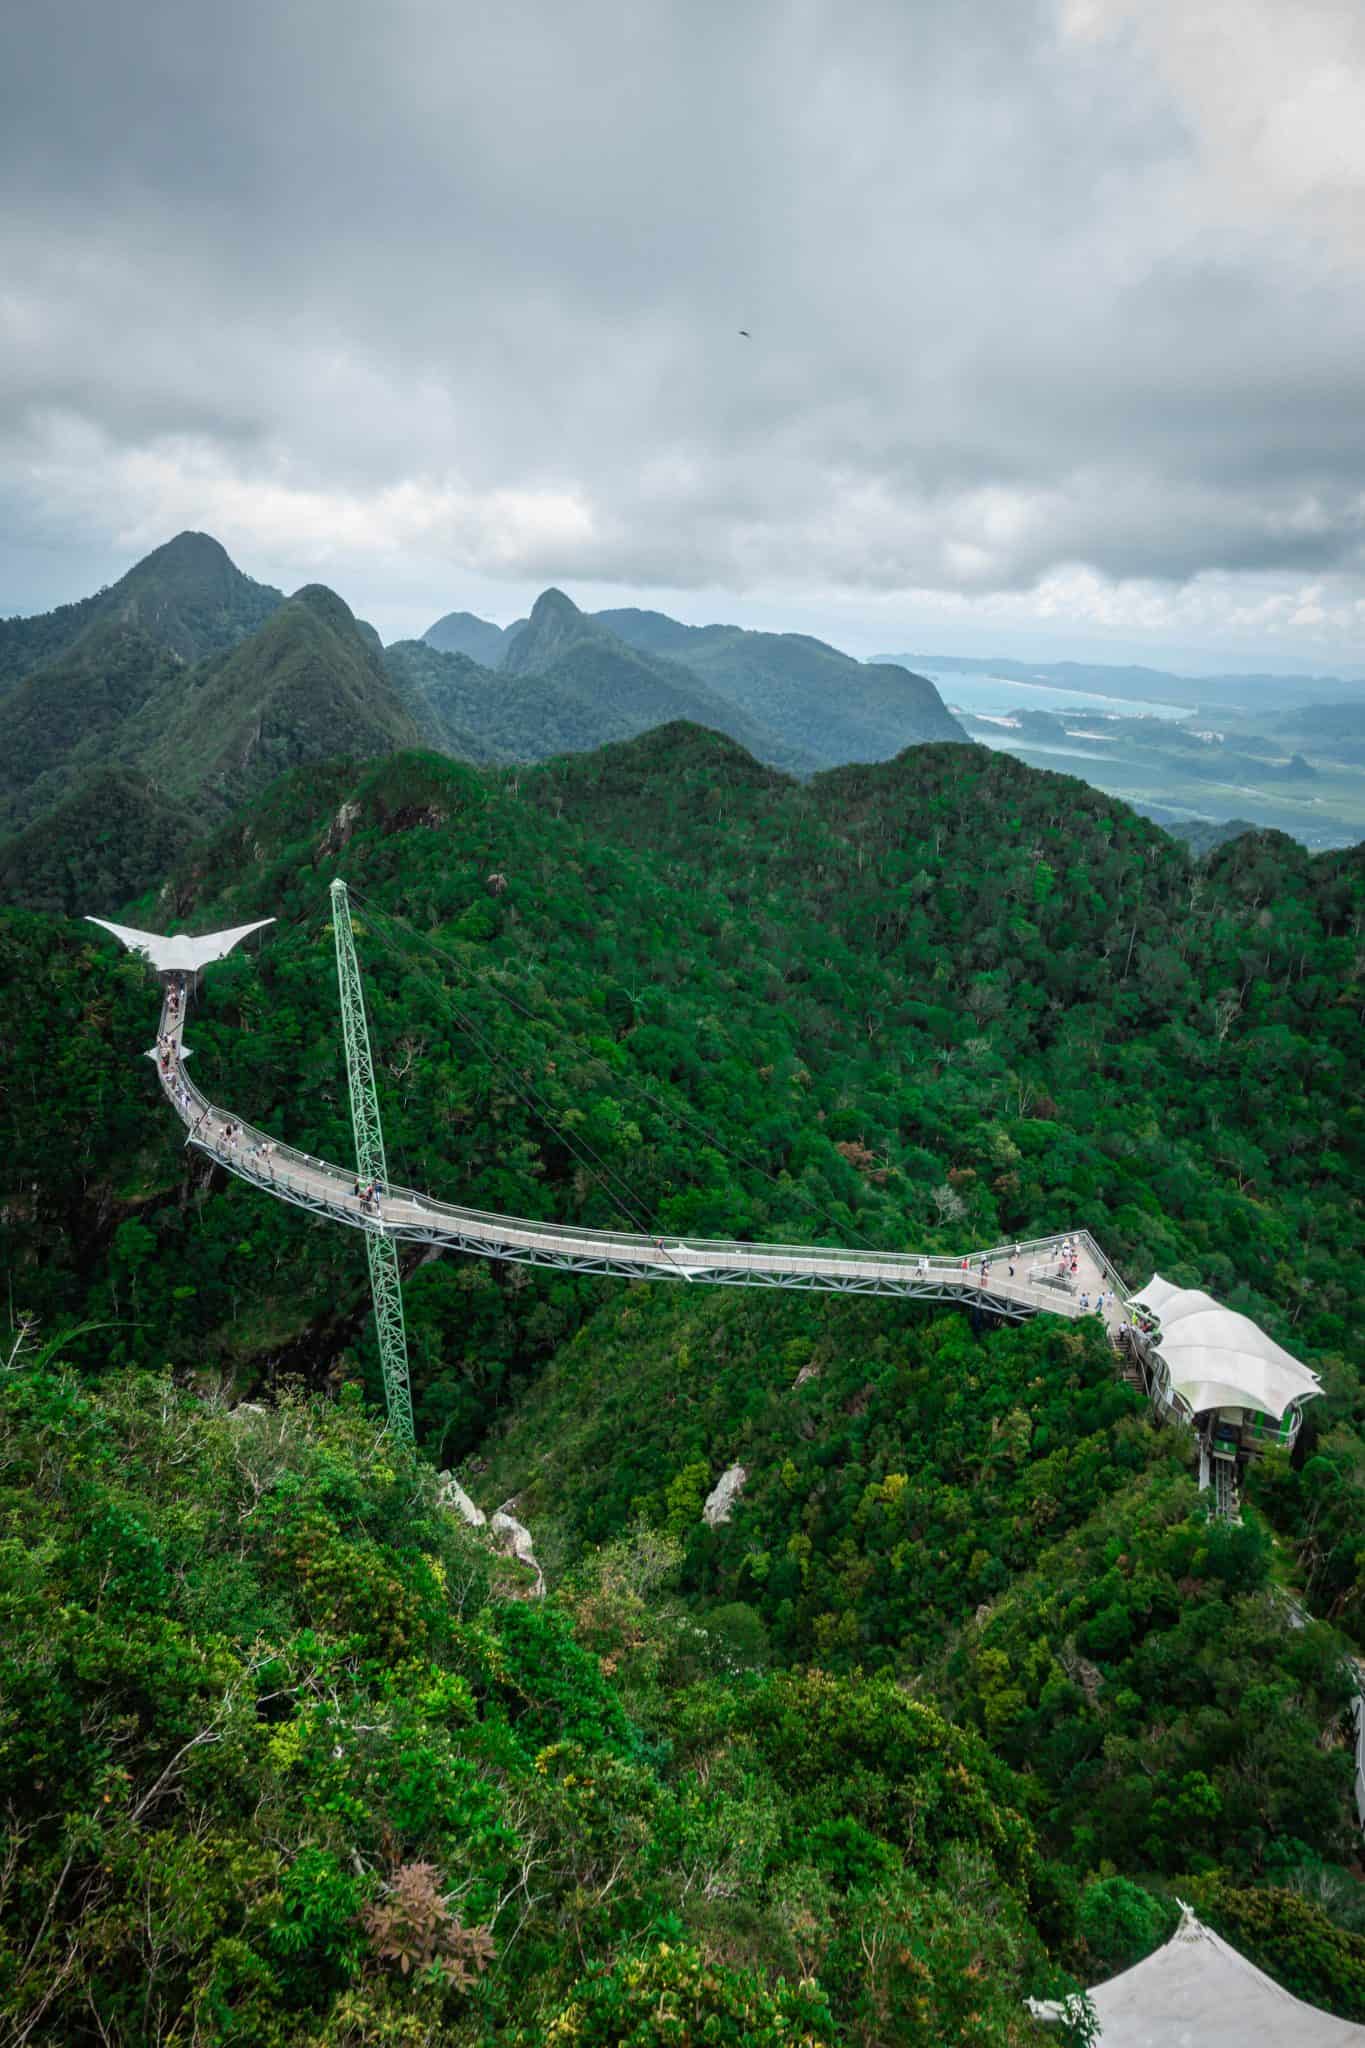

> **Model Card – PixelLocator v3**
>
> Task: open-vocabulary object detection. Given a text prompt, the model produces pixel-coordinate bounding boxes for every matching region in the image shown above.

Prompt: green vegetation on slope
[0,766,197,917]
[598,607,969,764]
[0,531,284,824]
[497,588,815,772]
[0,539,969,916]
[0,581,420,910]
[2,724,1363,2029]
[134,584,422,814]
[0,529,281,693]
[0,1365,1083,2046]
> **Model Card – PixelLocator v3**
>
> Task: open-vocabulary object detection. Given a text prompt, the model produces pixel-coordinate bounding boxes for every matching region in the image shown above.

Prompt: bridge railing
[157,990,1125,1303]
[1073,1230,1130,1300]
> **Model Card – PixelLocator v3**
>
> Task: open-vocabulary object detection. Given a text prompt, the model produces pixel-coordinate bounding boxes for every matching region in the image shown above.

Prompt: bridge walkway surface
[152,984,1128,1331]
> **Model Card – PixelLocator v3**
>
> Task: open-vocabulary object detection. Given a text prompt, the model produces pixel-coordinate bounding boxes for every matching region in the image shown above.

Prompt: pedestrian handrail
[153,989,1127,1324]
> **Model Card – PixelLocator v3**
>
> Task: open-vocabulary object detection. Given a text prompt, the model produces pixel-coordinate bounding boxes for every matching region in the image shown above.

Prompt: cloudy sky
[3,0,1364,670]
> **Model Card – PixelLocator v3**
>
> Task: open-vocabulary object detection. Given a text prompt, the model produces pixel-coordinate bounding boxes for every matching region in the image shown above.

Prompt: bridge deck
[152,984,1127,1329]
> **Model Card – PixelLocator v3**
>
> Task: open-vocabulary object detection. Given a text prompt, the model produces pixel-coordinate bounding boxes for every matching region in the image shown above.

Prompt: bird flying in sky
[738,329,751,337]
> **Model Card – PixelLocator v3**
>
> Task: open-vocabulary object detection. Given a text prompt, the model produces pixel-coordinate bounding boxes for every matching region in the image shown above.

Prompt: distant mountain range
[0,533,966,914]
[417,599,966,771]
[393,587,817,774]
[422,608,524,668]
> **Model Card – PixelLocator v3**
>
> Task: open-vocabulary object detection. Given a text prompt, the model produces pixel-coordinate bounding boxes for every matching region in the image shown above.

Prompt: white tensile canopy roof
[1130,1274,1321,1422]
[1031,1904,1365,2045]
[85,916,274,974]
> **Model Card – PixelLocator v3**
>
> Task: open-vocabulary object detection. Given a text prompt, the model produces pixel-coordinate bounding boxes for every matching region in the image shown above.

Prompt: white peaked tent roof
[85,916,275,974]
[1032,1903,1365,2045]
[1130,1274,1321,1422]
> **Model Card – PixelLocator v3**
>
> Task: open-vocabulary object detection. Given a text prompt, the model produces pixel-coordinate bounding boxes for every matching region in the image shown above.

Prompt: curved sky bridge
[81,906,1360,1836]
[161,991,1127,1323]
[91,911,1129,1333]
[87,900,1322,1487]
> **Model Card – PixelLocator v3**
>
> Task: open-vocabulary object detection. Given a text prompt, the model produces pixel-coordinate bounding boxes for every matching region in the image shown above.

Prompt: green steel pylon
[330,878,414,1443]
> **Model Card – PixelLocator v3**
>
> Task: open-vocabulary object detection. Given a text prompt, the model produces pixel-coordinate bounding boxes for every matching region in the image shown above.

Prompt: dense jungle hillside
[0,536,969,918]
[594,606,968,764]
[2,727,1364,2043]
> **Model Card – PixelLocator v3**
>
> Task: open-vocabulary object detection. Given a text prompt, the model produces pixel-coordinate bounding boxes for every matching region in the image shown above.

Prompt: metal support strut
[330,878,414,1443]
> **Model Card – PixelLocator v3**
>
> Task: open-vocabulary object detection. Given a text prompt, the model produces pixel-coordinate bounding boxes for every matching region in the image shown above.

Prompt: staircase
[1213,1456,1240,1522]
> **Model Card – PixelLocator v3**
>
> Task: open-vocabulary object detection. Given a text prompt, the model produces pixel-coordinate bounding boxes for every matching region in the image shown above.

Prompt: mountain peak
[118,531,242,608]
[101,530,283,663]
[501,586,594,676]
[289,582,360,633]
[141,529,234,572]
[530,586,579,620]
[422,609,508,666]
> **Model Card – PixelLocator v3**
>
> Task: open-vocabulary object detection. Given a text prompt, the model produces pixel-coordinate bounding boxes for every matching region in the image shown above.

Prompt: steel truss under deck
[178,1134,1041,1320]
[110,897,1132,1451]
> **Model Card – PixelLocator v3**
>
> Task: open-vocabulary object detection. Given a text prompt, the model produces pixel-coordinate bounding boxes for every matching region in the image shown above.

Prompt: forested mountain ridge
[381,640,515,762]
[130,582,423,812]
[389,587,809,771]
[494,586,816,771]
[65,527,284,664]
[0,528,282,692]
[413,590,971,767]
[388,629,765,769]
[596,604,969,762]
[0,765,198,917]
[0,573,421,911]
[0,538,976,917]
[0,616,183,823]
[3,725,1365,2037]
[0,527,284,827]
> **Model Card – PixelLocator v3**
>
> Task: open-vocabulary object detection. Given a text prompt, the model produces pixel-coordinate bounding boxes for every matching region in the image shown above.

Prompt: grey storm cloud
[2,0,1364,650]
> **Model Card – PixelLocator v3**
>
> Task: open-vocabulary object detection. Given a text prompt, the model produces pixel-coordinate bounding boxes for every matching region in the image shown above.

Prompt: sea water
[918,671,1188,723]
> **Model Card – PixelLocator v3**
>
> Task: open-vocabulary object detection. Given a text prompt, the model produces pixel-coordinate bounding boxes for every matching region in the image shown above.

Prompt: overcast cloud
[2,0,1364,667]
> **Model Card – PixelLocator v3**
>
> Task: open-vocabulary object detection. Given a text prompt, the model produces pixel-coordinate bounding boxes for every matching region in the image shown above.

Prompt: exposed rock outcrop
[436,1470,487,1528]
[702,1464,747,1527]
[434,1472,544,1595]
[491,1504,545,1596]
